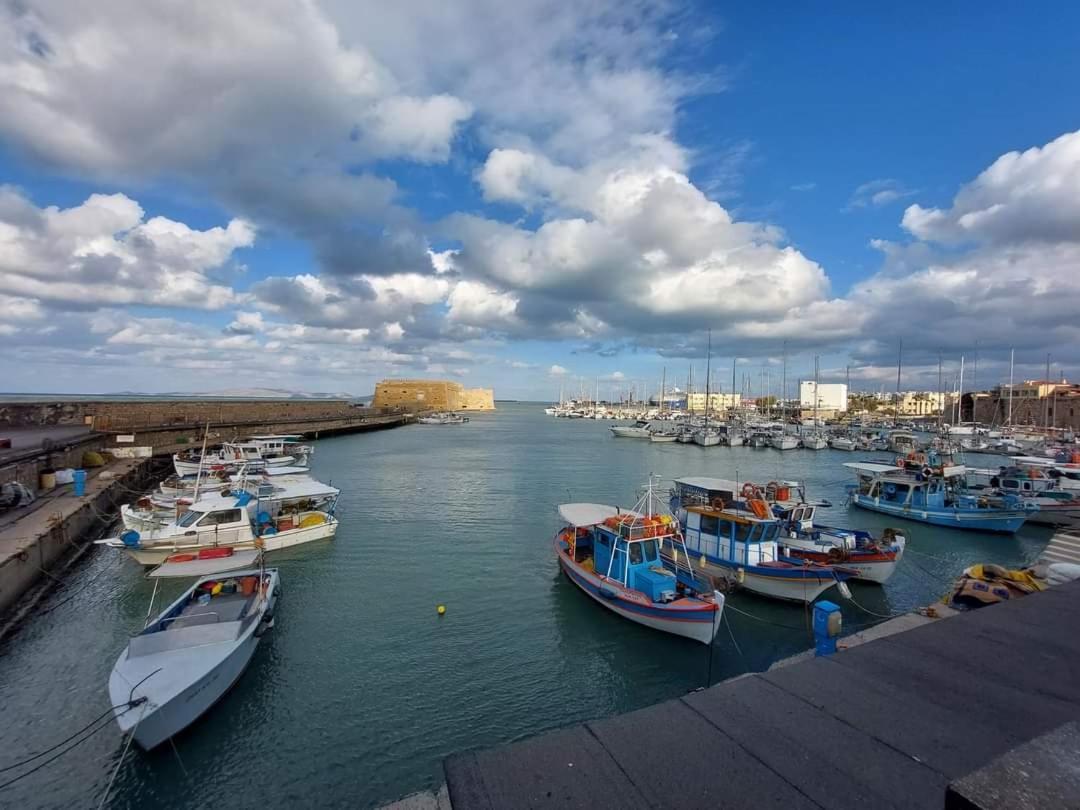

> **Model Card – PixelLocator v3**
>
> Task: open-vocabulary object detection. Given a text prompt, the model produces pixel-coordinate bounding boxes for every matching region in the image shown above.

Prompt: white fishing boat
[768,433,799,450]
[417,412,469,425]
[829,437,857,451]
[102,491,338,566]
[725,431,745,447]
[801,433,828,450]
[649,430,679,443]
[610,421,652,438]
[173,441,306,477]
[109,549,278,750]
[121,472,340,533]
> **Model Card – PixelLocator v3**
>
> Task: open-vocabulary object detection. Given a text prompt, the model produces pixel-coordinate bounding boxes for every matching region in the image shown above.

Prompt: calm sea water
[0,403,1051,808]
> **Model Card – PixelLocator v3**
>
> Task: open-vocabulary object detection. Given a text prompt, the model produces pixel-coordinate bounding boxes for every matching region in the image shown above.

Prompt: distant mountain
[103,388,357,399]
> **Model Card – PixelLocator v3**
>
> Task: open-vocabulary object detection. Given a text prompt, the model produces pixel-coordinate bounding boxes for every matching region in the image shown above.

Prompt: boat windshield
[176,510,201,527]
[641,539,658,561]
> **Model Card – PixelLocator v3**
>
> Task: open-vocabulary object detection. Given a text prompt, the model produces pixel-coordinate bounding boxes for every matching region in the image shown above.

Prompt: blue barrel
[73,469,87,497]
[120,530,141,548]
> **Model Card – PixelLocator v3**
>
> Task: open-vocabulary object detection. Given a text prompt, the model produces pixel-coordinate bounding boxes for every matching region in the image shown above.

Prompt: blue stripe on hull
[559,558,713,624]
[685,553,843,582]
[851,498,1027,533]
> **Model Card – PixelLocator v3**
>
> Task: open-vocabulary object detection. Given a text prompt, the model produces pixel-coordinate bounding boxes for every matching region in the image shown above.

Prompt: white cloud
[0,1,471,174]
[848,178,917,209]
[902,130,1080,244]
[0,188,251,310]
[548,364,569,376]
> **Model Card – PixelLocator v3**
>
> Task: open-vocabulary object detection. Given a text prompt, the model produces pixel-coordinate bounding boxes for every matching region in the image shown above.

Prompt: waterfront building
[896,391,947,416]
[799,381,847,412]
[372,379,495,412]
[685,392,741,412]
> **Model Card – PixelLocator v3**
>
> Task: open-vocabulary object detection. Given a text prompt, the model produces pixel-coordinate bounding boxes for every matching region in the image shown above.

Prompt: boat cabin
[559,504,686,602]
[670,478,785,566]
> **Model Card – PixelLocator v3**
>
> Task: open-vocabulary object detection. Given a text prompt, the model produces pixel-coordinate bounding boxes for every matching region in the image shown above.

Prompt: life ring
[884,483,897,496]
[741,482,759,499]
[895,458,904,468]
[710,495,725,510]
[922,466,934,479]
[826,547,844,564]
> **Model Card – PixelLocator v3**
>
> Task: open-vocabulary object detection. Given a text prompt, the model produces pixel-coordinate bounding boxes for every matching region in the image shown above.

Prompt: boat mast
[192,422,210,503]
[704,330,712,427]
[781,340,788,424]
[1007,348,1014,427]
[660,366,666,416]
[688,363,694,417]
[957,355,965,424]
[1044,353,1052,430]
[895,337,903,416]
[731,358,737,417]
[937,350,944,431]
[813,355,820,428]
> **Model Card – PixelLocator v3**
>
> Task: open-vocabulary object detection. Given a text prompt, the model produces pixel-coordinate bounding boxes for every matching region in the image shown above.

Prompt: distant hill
[104,388,357,399]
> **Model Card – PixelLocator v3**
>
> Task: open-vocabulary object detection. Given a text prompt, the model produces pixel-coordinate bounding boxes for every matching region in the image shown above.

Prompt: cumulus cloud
[548,364,569,376]
[902,130,1080,244]
[0,188,251,310]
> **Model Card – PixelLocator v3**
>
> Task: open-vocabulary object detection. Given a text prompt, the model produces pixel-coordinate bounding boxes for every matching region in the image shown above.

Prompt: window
[197,509,242,526]
[177,510,200,527]
[629,543,643,564]
[700,514,720,535]
[642,539,658,562]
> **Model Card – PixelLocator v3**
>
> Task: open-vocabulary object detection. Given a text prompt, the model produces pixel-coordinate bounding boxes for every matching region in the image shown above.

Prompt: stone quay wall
[0,399,371,430]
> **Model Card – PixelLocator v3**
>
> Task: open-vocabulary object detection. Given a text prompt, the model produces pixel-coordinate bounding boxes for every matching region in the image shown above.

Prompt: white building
[800,381,847,412]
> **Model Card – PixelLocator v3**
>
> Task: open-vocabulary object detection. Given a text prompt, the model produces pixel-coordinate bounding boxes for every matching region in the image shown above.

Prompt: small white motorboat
[109,550,279,750]
[829,437,857,451]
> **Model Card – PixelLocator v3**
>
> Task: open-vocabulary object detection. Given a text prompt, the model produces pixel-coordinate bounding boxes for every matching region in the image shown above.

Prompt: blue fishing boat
[554,479,725,645]
[844,462,1036,533]
[669,478,854,603]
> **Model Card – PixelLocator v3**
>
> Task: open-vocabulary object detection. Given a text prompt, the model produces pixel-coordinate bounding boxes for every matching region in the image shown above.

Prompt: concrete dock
[443,581,1080,809]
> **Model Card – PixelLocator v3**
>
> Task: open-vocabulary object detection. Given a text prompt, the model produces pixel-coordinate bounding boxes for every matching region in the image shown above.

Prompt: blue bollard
[813,600,842,656]
[73,469,87,497]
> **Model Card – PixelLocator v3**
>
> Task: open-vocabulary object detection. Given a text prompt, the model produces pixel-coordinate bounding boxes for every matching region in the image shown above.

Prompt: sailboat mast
[660,367,666,415]
[813,355,819,427]
[937,350,944,431]
[688,364,694,417]
[895,338,903,414]
[1044,353,1052,430]
[703,330,712,426]
[957,355,965,424]
[1007,348,1014,427]
[781,340,787,423]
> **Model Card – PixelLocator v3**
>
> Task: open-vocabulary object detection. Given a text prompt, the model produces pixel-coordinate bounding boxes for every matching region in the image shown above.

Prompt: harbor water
[0,403,1052,808]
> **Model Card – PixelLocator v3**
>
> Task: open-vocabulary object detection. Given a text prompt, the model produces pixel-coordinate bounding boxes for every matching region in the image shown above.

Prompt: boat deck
[443,579,1080,809]
[171,592,253,629]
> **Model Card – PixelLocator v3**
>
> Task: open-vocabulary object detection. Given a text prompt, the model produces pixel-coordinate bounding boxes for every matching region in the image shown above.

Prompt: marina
[0,403,1068,808]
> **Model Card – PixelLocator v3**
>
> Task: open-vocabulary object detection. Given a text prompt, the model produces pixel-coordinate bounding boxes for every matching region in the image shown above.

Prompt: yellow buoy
[437,605,446,616]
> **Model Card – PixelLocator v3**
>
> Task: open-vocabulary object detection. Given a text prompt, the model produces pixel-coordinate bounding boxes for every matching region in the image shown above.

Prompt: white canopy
[843,462,906,474]
[674,477,739,492]
[558,503,633,527]
[149,550,262,579]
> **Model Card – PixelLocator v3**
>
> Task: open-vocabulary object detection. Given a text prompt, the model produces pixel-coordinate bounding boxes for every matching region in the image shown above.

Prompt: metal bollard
[813,600,842,656]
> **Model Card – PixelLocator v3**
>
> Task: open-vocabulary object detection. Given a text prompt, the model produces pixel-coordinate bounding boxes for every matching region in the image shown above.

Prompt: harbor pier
[0,397,413,626]
[441,581,1080,809]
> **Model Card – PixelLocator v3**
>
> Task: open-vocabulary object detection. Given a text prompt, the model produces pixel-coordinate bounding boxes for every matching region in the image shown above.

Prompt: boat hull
[693,434,721,447]
[555,540,722,644]
[121,521,337,566]
[610,427,650,438]
[849,495,1029,533]
[666,552,842,603]
[110,573,278,750]
[650,434,679,443]
[785,548,901,584]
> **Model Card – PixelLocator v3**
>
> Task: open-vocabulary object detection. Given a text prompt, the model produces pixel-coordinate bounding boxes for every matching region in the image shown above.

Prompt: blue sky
[1,1,1078,399]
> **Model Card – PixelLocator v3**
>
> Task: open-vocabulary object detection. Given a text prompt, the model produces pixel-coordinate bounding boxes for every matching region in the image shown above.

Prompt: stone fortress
[372,379,495,412]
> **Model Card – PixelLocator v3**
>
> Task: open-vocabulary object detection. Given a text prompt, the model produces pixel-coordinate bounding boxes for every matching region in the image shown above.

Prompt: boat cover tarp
[149,550,262,579]
[558,503,640,527]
